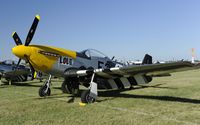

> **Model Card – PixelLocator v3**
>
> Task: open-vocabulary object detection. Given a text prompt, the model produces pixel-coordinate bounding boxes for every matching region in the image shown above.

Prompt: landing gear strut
[81,73,97,103]
[39,74,52,97]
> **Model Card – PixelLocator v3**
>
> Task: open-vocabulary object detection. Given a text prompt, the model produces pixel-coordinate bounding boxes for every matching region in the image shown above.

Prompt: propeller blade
[24,55,35,80]
[16,59,21,67]
[13,58,22,70]
[29,64,35,80]
[12,32,22,45]
[25,15,40,46]
[111,56,115,60]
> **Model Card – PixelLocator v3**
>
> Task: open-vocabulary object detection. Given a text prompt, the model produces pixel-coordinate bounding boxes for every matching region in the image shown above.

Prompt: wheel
[61,81,73,94]
[61,78,79,95]
[39,85,51,97]
[81,90,96,103]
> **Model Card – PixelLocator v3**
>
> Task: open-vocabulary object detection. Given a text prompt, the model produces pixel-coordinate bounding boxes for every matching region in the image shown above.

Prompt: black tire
[39,85,51,97]
[61,81,73,94]
[81,90,96,103]
[61,78,79,95]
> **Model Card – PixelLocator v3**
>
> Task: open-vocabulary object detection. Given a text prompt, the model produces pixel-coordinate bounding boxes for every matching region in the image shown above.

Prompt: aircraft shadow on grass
[96,89,200,105]
[53,85,200,105]
[1,82,200,104]
[76,83,200,104]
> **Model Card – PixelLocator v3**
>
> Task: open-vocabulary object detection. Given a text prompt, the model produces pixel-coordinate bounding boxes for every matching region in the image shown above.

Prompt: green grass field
[0,70,200,125]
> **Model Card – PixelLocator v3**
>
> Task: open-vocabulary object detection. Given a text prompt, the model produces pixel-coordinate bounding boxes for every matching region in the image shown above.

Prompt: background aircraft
[11,15,199,103]
[0,60,31,84]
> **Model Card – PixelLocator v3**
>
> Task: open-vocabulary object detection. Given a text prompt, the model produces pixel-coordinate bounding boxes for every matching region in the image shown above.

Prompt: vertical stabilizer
[142,54,152,64]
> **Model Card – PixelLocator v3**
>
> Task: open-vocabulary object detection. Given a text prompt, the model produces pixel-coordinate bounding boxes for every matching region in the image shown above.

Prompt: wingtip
[36,14,40,20]
[12,31,16,37]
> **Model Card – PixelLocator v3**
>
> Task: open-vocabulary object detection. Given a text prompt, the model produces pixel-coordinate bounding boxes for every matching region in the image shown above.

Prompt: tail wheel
[39,85,51,97]
[81,90,96,103]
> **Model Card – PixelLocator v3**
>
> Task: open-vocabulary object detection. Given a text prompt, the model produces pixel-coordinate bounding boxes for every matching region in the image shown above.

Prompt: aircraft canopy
[80,49,108,58]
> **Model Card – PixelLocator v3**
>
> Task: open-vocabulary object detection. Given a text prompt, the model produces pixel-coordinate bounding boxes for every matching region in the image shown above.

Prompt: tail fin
[142,54,152,64]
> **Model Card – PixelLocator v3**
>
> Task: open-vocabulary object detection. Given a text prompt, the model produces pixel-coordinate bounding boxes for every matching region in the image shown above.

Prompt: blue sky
[0,0,200,61]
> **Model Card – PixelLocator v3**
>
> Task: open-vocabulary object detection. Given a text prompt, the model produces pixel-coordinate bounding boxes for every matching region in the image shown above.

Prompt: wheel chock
[79,102,87,106]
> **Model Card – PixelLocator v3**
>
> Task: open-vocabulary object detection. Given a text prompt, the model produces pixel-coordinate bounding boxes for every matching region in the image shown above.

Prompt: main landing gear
[38,73,98,104]
[81,73,97,103]
[61,78,79,95]
[39,74,52,97]
[61,77,79,103]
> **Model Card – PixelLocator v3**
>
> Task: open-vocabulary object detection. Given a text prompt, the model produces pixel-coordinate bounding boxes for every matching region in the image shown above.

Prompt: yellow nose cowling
[12,45,31,59]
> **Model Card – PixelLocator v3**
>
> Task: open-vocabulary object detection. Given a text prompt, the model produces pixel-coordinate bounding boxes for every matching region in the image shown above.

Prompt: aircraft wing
[1,69,30,76]
[64,61,199,78]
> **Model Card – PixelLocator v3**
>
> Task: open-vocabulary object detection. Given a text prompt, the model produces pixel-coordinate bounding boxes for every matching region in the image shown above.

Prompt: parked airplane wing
[117,61,197,76]
[65,61,199,78]
[3,69,30,76]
